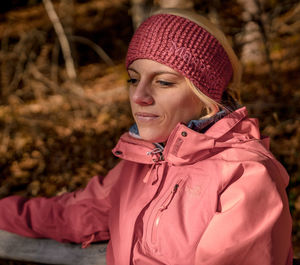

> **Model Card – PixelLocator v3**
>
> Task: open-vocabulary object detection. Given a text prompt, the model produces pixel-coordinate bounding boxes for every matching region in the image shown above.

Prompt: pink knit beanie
[126,13,233,102]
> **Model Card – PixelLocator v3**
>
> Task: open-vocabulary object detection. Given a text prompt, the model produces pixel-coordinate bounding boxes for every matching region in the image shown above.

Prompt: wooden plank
[0,230,107,265]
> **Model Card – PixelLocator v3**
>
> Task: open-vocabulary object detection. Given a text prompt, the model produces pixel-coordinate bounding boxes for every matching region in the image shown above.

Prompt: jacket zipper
[150,179,182,245]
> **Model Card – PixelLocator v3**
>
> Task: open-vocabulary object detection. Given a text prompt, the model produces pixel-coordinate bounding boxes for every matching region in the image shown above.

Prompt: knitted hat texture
[126,14,233,102]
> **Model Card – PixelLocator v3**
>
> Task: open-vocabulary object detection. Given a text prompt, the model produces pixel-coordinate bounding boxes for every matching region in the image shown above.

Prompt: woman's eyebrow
[127,68,138,74]
[128,68,180,77]
[154,71,181,77]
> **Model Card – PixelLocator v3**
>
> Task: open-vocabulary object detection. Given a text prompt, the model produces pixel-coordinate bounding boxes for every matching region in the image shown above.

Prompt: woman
[0,8,293,265]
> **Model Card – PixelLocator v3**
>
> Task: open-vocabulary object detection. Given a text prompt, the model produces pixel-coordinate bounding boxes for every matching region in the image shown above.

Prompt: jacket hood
[112,107,270,166]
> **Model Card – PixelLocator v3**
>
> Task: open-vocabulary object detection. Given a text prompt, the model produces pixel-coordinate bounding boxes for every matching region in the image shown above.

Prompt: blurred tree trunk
[59,0,79,69]
[130,0,153,29]
[238,0,287,92]
[251,0,277,90]
[43,0,77,81]
[130,0,195,29]
[155,0,194,9]
[207,0,221,27]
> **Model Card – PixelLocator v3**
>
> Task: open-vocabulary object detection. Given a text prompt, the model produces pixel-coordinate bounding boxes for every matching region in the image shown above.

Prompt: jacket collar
[112,107,263,165]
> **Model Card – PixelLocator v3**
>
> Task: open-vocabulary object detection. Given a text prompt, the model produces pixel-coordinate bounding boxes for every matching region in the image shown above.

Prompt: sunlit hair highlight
[185,78,220,119]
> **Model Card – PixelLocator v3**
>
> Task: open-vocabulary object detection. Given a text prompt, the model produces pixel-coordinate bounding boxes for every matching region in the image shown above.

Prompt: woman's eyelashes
[127,77,175,87]
[127,78,138,85]
[156,80,175,87]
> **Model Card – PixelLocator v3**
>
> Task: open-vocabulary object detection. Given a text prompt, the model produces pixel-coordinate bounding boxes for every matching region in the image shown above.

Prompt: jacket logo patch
[184,184,203,196]
[171,137,183,156]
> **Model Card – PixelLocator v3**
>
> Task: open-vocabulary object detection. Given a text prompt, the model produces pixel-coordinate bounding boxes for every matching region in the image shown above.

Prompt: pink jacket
[0,107,293,265]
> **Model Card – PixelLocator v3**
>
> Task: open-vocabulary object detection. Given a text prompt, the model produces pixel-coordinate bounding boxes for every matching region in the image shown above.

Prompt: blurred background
[0,0,299,264]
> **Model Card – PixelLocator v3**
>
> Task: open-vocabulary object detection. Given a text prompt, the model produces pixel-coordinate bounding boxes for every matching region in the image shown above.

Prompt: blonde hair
[185,78,221,119]
[152,8,242,118]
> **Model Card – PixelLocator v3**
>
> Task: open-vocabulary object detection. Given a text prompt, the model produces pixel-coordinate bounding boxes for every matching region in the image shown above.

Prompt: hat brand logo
[170,41,200,68]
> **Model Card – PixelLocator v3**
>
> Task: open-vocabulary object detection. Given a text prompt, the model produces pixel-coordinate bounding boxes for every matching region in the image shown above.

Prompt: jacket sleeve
[0,161,122,246]
[195,160,293,265]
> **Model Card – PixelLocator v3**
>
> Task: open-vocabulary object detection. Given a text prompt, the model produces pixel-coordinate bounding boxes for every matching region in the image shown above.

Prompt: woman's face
[128,59,203,143]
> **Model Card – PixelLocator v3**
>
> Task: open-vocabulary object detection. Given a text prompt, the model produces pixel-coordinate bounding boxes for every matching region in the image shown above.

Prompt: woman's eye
[157,80,175,87]
[127,78,138,85]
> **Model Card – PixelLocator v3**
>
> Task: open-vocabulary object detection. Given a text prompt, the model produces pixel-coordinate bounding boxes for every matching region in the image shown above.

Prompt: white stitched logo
[169,41,202,68]
[184,184,203,196]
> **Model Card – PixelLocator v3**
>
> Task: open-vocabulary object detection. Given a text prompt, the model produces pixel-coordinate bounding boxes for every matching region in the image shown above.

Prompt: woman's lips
[135,112,160,122]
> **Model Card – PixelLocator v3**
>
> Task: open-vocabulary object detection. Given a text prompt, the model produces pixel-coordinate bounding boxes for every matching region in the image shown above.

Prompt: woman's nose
[132,84,154,105]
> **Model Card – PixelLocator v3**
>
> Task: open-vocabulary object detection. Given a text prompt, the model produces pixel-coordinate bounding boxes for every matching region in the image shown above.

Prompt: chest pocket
[142,173,218,262]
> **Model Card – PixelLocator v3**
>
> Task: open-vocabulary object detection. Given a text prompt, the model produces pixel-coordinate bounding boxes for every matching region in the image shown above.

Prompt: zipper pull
[159,181,181,211]
[173,184,179,192]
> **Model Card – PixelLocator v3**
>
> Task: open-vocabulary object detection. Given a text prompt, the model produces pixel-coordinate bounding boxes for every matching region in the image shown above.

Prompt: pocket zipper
[151,180,182,244]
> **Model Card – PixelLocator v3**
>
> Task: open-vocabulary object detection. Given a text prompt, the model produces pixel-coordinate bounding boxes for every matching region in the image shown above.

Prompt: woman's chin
[139,131,168,143]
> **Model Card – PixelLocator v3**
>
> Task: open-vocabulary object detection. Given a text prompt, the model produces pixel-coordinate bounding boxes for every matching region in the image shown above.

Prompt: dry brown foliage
[0,0,299,264]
